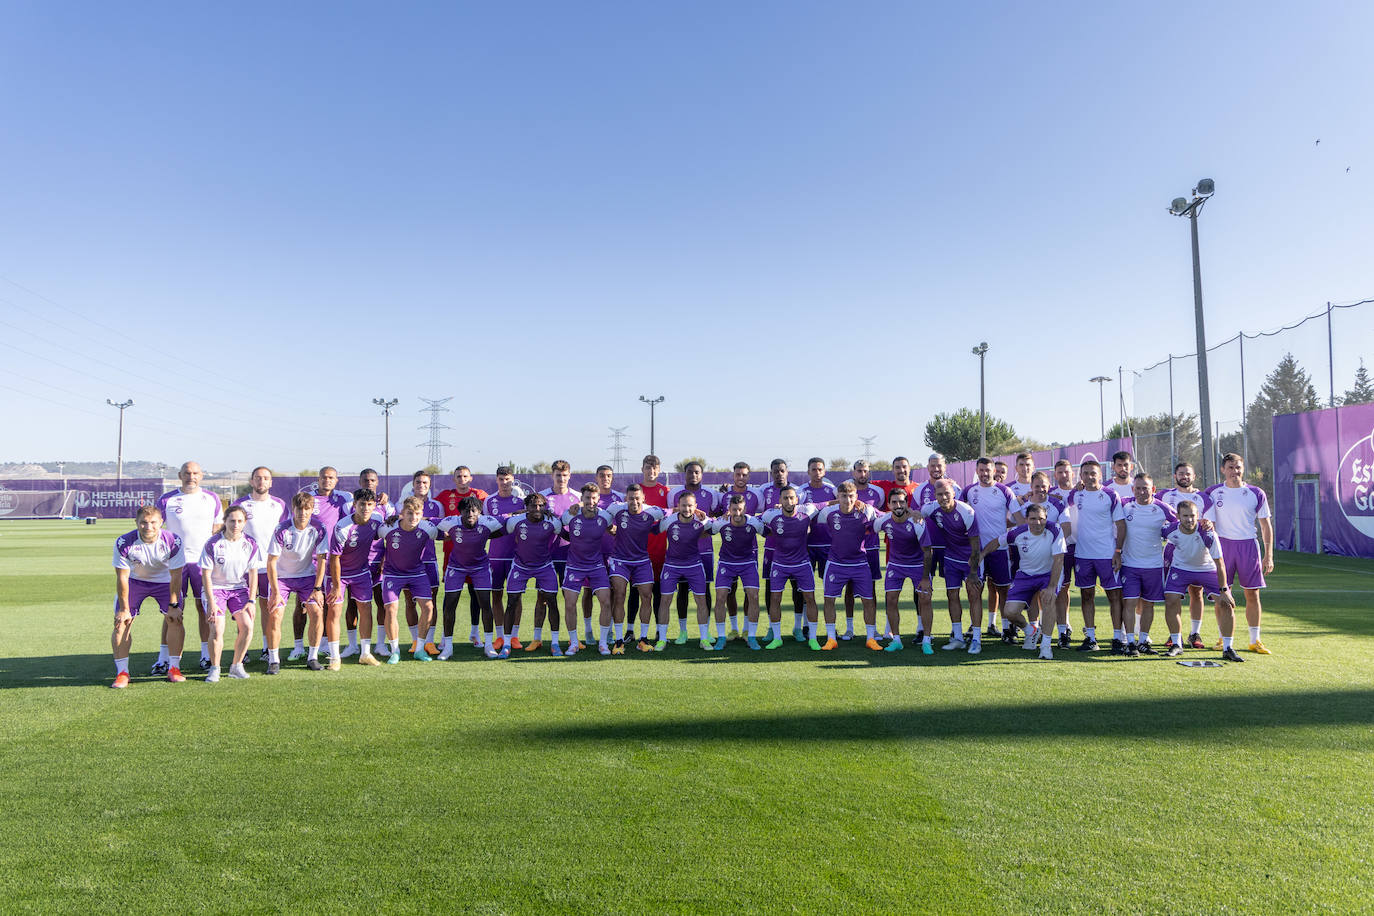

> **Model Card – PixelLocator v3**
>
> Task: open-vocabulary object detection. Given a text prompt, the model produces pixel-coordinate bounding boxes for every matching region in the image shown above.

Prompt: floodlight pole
[106,399,133,484]
[1089,376,1112,440]
[1171,181,1216,485]
[639,395,665,456]
[971,343,989,457]
[372,398,399,478]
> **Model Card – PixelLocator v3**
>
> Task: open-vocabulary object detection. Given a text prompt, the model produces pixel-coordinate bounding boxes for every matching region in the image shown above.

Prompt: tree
[870,459,893,471]
[1244,353,1320,494]
[674,456,708,473]
[828,458,849,471]
[924,408,1018,462]
[1343,360,1374,406]
[530,461,553,475]
[422,464,441,477]
[297,468,316,477]
[1106,413,1202,481]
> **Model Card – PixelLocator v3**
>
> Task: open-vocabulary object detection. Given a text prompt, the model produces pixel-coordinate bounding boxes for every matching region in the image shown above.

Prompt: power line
[608,426,628,474]
[416,397,452,469]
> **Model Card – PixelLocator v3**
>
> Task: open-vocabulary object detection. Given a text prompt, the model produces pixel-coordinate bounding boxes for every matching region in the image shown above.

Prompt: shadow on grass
[510,688,1374,743]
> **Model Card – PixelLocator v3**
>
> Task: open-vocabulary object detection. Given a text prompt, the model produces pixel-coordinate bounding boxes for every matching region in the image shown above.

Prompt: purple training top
[377,520,438,577]
[559,507,615,568]
[483,493,527,560]
[331,517,384,577]
[711,515,766,564]
[876,512,931,566]
[506,514,563,568]
[607,503,666,561]
[921,501,980,565]
[659,512,711,565]
[761,503,819,567]
[438,515,504,568]
[816,504,879,565]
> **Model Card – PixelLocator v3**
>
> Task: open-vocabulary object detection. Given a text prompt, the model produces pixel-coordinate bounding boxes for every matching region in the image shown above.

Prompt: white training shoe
[1038,643,1053,660]
[374,643,391,658]
[228,663,250,679]
[205,667,221,683]
[942,637,967,651]
[340,644,359,658]
[286,647,306,661]
[437,645,453,660]
[1023,630,1039,650]
[967,639,982,655]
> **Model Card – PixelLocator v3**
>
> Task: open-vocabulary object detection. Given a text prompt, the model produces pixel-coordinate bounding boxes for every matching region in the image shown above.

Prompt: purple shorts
[211,587,253,617]
[698,552,714,579]
[715,560,760,591]
[278,575,323,607]
[1120,565,1165,602]
[941,557,980,590]
[506,562,559,595]
[1074,557,1122,591]
[1007,571,1054,605]
[255,570,270,596]
[982,549,1013,587]
[661,562,708,596]
[807,545,830,570]
[769,561,815,593]
[180,564,207,601]
[1164,566,1223,599]
[445,563,493,591]
[865,547,881,581]
[823,562,874,600]
[489,556,514,587]
[1061,546,1075,588]
[884,561,928,594]
[1220,537,1266,590]
[424,560,440,591]
[608,557,655,586]
[339,571,375,602]
[381,572,432,604]
[115,579,172,618]
[563,564,610,593]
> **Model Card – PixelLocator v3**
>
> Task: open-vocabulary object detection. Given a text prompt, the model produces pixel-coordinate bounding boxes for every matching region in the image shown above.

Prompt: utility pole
[1089,376,1112,440]
[416,397,452,470]
[106,399,133,484]
[971,343,989,457]
[609,426,629,474]
[1169,178,1217,484]
[372,398,399,478]
[638,395,665,456]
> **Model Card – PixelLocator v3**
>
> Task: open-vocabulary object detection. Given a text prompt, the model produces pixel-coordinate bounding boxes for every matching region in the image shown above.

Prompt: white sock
[307,646,318,660]
[388,639,399,653]
[770,621,782,640]
[922,633,932,645]
[826,622,837,639]
[844,615,854,631]
[1040,633,1052,648]
[1248,626,1261,643]
[1169,633,1180,645]
[1058,624,1068,635]
[1190,619,1202,636]
[746,620,757,637]
[534,626,545,641]
[951,622,963,640]
[261,633,269,650]
[425,626,435,643]
[1085,627,1096,639]
[200,641,209,657]
[866,624,877,639]
[1222,636,1233,649]
[157,644,169,663]
[793,611,804,629]
[327,640,339,658]
[970,629,981,643]
[408,625,419,643]
[600,625,611,645]
[115,657,129,674]
[639,623,649,639]
[729,613,738,631]
[483,632,493,648]
[347,628,358,649]
[441,635,452,649]
[657,624,668,640]
[470,624,480,640]
[361,639,372,654]
[293,638,304,650]
[269,648,279,663]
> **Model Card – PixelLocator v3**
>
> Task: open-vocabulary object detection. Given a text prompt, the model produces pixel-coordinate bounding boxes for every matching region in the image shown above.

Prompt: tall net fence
[1119,298,1374,494]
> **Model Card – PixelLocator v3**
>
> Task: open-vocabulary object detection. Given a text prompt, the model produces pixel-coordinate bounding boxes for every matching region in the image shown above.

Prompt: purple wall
[0,478,164,518]
[1274,403,1374,557]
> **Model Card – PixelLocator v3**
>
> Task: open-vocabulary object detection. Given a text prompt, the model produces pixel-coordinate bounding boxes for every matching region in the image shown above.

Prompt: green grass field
[1,519,1371,914]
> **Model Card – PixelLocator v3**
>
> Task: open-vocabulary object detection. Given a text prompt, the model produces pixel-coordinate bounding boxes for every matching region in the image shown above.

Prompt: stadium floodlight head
[1170,197,1190,214]
[1194,178,1215,197]
[971,342,989,357]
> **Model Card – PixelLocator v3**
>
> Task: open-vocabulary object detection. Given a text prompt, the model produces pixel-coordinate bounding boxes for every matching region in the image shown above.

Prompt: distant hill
[1,461,174,478]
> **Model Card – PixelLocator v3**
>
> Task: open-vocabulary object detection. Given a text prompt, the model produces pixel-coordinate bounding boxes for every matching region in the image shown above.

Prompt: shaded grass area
[0,521,1371,914]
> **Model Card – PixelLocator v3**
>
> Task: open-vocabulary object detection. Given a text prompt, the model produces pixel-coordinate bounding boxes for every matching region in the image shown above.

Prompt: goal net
[0,489,79,519]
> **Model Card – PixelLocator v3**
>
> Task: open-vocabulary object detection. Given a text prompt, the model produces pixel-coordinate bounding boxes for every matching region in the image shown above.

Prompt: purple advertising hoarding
[0,478,164,518]
[1274,403,1374,558]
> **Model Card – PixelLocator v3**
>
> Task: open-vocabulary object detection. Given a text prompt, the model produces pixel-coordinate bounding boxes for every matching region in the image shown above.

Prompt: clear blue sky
[3,1,1372,474]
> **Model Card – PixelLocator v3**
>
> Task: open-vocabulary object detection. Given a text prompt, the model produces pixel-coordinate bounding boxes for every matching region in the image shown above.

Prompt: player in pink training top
[559,484,616,656]
[606,484,668,654]
[502,492,565,657]
[233,467,286,664]
[199,505,261,681]
[152,461,222,676]
[1161,500,1240,660]
[1202,452,1275,655]
[438,496,507,658]
[1155,461,1213,649]
[921,480,985,653]
[760,487,824,650]
[875,488,933,654]
[111,505,186,687]
[708,495,769,649]
[329,489,384,666]
[816,482,881,651]
[962,457,1018,641]
[376,496,441,662]
[654,491,714,651]
[265,492,330,674]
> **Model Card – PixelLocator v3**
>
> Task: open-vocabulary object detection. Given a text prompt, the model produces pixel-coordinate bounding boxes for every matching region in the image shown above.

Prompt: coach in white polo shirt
[1202,452,1275,655]
[152,461,223,675]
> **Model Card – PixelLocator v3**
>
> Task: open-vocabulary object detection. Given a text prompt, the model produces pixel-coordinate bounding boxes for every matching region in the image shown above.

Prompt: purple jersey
[301,487,351,548]
[915,478,959,549]
[596,489,626,556]
[113,529,185,583]
[438,515,504,568]
[921,501,979,564]
[847,481,886,549]
[377,520,438,577]
[761,504,819,567]
[758,481,791,549]
[666,486,720,555]
[539,488,581,560]
[816,504,879,565]
[659,512,710,565]
[607,503,666,561]
[719,486,765,517]
[332,517,384,578]
[875,512,931,566]
[799,480,839,546]
[710,515,766,564]
[506,514,562,568]
[559,508,615,568]
[483,493,527,560]
[960,481,1018,549]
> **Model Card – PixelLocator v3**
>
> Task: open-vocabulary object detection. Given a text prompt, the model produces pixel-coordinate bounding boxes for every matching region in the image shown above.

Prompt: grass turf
[0,519,1370,914]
